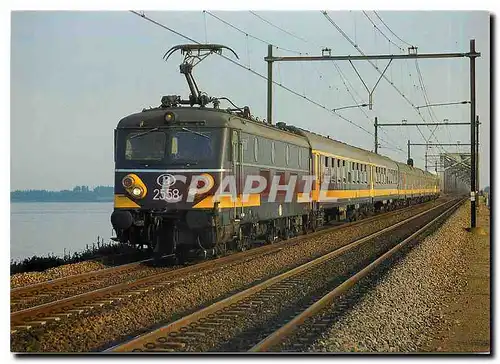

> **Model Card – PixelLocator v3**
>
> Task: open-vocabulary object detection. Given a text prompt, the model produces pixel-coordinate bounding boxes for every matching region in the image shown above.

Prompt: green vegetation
[11,185,114,202]
[10,237,145,275]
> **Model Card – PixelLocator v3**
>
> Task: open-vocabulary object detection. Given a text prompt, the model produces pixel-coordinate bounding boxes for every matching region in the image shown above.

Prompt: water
[10,202,115,262]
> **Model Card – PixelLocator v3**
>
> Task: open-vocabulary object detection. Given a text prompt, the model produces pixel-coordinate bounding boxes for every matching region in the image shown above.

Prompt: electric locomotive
[111,44,440,261]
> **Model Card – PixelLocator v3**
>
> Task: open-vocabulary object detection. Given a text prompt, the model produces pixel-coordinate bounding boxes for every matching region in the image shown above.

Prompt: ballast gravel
[309,203,470,353]
[11,261,108,289]
[11,265,175,312]
[11,199,445,352]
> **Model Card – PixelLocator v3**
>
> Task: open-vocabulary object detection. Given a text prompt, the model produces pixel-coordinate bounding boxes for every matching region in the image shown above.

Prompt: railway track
[107,198,462,352]
[10,255,177,312]
[10,199,446,335]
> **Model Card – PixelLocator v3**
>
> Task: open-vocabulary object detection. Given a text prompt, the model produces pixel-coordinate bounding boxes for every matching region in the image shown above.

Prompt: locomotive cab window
[119,128,218,165]
[125,131,166,161]
[169,130,214,163]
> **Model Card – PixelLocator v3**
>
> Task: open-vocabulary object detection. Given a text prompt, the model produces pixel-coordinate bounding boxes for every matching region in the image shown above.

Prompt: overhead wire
[130,10,379,137]
[204,11,303,55]
[248,11,309,43]
[321,11,450,158]
[247,10,411,158]
[373,11,415,48]
[362,11,405,52]
[414,59,441,144]
[415,59,456,149]
[363,11,411,144]
[203,11,208,43]
[370,11,456,158]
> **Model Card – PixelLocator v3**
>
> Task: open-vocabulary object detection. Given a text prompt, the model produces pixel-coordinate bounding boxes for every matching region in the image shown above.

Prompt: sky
[10,10,491,190]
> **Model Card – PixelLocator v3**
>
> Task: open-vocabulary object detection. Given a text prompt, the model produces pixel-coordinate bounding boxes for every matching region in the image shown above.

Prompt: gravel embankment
[11,265,175,312]
[11,200,444,352]
[11,261,108,289]
[309,202,470,353]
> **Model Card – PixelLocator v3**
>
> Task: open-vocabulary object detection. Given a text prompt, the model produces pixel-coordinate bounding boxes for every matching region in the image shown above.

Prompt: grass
[10,237,144,275]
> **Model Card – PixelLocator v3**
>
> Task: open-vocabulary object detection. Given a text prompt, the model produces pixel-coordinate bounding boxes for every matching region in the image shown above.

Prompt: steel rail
[106,198,455,352]
[12,198,428,297]
[249,198,464,352]
[10,198,444,333]
[11,256,162,302]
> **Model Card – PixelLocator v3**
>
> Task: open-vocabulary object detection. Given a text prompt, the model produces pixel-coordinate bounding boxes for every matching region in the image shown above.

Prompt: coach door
[231,129,244,218]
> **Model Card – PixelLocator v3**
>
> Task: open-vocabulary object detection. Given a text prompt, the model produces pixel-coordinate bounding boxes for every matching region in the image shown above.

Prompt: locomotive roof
[396,161,437,178]
[298,128,399,169]
[117,107,234,128]
[117,106,311,147]
[117,106,437,179]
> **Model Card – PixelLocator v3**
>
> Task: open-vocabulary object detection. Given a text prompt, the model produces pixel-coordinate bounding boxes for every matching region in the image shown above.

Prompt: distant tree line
[11,185,114,202]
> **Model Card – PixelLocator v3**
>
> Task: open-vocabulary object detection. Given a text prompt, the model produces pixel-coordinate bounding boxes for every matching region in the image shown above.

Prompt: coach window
[342,160,346,183]
[337,160,341,183]
[285,144,290,165]
[298,148,301,167]
[325,156,329,167]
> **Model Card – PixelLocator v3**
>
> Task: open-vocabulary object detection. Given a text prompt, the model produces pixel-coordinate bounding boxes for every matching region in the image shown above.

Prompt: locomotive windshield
[125,130,166,161]
[119,128,220,165]
[169,129,213,164]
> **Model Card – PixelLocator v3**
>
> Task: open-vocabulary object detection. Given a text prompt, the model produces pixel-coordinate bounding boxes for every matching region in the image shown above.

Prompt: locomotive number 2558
[152,188,181,200]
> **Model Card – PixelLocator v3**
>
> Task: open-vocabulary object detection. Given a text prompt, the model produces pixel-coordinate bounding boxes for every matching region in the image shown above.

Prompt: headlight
[122,175,135,188]
[164,112,175,123]
[131,187,143,197]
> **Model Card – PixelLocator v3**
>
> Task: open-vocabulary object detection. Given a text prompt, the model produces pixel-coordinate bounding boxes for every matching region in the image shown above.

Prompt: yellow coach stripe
[193,194,261,209]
